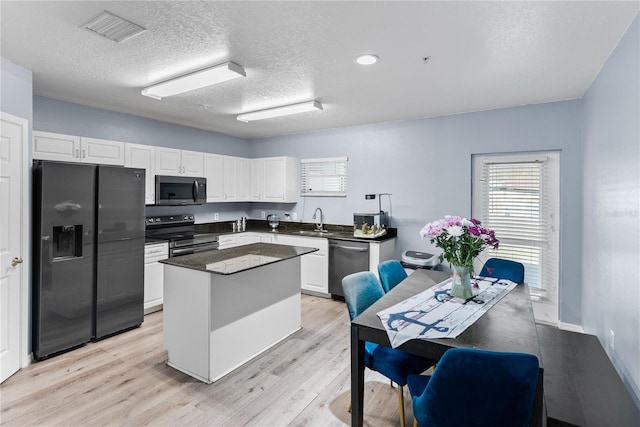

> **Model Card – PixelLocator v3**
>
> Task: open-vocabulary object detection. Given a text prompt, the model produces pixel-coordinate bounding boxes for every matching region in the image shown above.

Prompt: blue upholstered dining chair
[342,271,436,427]
[377,259,408,293]
[479,257,525,284]
[407,348,539,427]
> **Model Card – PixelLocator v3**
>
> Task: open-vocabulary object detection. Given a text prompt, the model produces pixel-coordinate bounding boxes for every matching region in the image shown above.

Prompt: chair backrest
[479,257,525,284]
[341,272,385,320]
[413,348,539,427]
[377,260,408,293]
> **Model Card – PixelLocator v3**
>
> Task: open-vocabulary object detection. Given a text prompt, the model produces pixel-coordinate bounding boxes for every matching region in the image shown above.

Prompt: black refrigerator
[32,160,145,360]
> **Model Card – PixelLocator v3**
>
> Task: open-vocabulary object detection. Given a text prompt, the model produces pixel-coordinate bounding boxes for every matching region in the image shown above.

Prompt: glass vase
[450,264,473,299]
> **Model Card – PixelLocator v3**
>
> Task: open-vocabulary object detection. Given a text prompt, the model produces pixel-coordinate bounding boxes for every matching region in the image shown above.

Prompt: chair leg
[398,385,405,427]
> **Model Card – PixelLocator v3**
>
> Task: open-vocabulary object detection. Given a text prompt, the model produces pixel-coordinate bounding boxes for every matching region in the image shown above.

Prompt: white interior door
[0,112,27,383]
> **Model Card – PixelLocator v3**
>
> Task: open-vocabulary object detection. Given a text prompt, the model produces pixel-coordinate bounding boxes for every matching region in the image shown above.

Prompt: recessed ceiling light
[237,101,323,123]
[141,62,246,100]
[356,54,379,65]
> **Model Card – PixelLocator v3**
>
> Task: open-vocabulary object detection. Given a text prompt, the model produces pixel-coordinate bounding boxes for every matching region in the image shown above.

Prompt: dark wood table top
[536,324,640,427]
[351,269,543,363]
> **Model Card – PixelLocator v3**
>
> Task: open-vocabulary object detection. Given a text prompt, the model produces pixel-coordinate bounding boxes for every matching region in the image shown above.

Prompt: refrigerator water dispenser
[53,225,83,260]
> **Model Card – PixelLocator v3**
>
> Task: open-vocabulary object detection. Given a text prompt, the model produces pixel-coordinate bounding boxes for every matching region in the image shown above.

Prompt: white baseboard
[558,322,585,333]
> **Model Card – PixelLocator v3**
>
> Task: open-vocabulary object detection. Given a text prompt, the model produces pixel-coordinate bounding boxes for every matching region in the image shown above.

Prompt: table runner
[376,276,518,348]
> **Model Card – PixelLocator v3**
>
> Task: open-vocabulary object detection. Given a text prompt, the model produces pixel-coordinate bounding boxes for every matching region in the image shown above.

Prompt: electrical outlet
[292,212,298,220]
[214,213,219,220]
[609,330,615,350]
[261,211,266,219]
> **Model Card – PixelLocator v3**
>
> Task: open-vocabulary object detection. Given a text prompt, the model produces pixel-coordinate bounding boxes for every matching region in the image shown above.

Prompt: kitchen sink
[296,230,335,237]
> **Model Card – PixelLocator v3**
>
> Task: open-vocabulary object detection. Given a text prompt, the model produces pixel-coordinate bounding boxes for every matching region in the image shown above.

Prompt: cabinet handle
[82,150,86,159]
[75,149,80,158]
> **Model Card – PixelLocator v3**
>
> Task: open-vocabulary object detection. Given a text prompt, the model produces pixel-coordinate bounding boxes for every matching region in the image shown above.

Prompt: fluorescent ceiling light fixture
[356,54,379,65]
[237,101,323,122]
[142,62,246,100]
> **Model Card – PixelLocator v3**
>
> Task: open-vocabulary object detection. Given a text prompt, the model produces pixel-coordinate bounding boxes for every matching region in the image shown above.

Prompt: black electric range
[145,214,219,257]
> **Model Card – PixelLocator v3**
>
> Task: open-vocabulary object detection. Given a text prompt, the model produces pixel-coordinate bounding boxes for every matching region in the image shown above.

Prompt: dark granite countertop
[145,237,167,245]
[195,220,397,242]
[159,242,318,275]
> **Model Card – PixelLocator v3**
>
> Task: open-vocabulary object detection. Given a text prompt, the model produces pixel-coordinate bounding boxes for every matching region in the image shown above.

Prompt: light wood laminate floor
[1,295,416,426]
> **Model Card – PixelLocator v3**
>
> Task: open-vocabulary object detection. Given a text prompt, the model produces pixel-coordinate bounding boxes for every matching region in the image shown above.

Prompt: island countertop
[159,242,318,275]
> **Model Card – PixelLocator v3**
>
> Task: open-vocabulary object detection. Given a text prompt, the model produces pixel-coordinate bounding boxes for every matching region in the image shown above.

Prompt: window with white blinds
[472,152,560,325]
[300,157,348,197]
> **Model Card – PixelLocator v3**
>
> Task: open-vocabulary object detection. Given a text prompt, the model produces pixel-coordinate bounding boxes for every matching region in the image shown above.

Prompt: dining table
[350,268,544,427]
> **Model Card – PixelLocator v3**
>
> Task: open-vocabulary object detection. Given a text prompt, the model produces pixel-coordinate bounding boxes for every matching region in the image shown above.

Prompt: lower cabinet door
[301,251,328,293]
[144,261,164,311]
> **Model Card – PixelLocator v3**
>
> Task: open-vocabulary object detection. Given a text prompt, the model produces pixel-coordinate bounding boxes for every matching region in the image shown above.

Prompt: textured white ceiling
[1,1,638,139]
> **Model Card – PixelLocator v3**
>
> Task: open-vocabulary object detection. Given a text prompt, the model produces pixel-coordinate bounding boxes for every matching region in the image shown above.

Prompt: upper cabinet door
[204,153,224,202]
[262,157,298,202]
[250,158,264,201]
[181,150,204,177]
[80,137,125,166]
[155,147,182,176]
[223,156,238,201]
[33,131,81,162]
[236,158,251,201]
[124,143,155,205]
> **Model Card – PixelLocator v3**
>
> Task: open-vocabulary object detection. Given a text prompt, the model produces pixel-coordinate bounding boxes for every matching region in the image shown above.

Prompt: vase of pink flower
[420,215,499,299]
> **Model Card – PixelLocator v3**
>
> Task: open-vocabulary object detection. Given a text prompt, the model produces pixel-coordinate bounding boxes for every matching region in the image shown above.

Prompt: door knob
[11,257,23,267]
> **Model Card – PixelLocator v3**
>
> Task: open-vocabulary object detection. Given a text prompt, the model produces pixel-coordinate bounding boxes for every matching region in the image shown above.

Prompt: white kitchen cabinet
[33,131,80,162]
[222,156,250,202]
[80,137,125,165]
[218,234,238,250]
[262,157,298,202]
[238,232,261,245]
[250,158,264,201]
[33,131,125,166]
[369,238,397,279]
[204,153,225,202]
[264,234,329,295]
[236,158,250,201]
[125,142,155,205]
[248,156,299,203]
[144,242,168,313]
[155,147,204,177]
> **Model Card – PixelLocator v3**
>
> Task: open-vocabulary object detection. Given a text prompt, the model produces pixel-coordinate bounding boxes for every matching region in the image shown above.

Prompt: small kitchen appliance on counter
[267,214,280,231]
[401,250,439,270]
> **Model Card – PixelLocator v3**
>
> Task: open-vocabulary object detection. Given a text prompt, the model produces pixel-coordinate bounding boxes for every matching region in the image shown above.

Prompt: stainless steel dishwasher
[328,239,370,299]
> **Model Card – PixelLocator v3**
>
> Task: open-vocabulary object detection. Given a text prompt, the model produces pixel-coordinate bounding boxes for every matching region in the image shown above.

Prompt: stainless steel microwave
[155,175,207,205]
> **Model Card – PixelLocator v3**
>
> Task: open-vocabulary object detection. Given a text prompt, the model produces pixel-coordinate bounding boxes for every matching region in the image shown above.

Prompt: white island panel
[163,256,302,383]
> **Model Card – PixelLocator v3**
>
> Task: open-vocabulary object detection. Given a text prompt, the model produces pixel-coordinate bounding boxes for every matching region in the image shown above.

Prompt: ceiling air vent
[82,11,146,43]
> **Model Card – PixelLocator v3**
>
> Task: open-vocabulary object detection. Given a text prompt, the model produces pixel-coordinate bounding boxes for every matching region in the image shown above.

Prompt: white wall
[582,13,639,407]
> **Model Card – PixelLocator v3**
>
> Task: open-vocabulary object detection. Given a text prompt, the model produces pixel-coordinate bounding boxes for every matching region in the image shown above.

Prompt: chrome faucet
[312,207,324,231]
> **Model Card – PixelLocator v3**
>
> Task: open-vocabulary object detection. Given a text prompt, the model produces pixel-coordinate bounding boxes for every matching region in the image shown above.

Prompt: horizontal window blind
[482,161,547,244]
[473,152,559,324]
[480,158,557,293]
[300,157,348,197]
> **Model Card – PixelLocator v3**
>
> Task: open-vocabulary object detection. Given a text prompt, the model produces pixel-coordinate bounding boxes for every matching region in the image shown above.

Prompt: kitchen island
[160,243,318,383]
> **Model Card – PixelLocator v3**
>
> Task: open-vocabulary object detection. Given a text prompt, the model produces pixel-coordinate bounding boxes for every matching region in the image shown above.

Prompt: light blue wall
[1,57,33,125]
[33,95,251,156]
[252,101,584,326]
[582,13,639,407]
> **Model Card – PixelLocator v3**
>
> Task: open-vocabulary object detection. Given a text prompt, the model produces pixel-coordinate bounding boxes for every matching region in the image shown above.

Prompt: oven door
[155,175,207,206]
[170,241,219,257]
